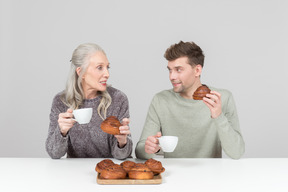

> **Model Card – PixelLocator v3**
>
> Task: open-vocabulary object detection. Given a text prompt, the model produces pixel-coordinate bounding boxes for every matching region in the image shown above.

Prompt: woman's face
[80,51,110,95]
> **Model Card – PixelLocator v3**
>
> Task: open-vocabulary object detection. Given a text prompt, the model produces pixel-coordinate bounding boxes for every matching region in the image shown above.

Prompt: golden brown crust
[128,163,154,180]
[100,116,121,135]
[120,160,137,173]
[193,84,211,100]
[95,159,165,180]
[95,159,114,173]
[128,170,154,180]
[99,164,127,179]
[145,158,165,175]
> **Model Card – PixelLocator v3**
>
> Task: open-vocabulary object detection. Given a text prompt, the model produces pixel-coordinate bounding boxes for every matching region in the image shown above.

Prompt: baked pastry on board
[128,163,154,180]
[145,158,165,175]
[99,164,127,179]
[95,159,114,173]
[96,158,165,181]
[120,160,137,173]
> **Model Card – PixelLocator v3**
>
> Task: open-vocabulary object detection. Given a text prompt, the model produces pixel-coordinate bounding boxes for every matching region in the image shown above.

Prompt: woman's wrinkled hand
[58,108,76,136]
[114,118,131,148]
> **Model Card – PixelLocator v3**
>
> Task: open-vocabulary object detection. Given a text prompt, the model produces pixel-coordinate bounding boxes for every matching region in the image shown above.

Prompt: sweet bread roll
[99,164,127,179]
[95,159,114,173]
[193,84,211,100]
[144,158,165,175]
[120,160,136,173]
[128,163,154,180]
[100,116,121,135]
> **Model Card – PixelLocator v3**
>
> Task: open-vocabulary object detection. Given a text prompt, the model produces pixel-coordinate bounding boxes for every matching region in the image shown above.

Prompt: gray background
[1,0,287,158]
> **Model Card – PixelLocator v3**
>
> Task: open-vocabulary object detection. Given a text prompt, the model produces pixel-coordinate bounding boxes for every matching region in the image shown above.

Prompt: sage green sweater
[135,87,245,159]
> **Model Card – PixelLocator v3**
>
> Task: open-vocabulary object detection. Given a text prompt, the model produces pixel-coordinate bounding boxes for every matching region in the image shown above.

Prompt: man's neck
[180,81,202,99]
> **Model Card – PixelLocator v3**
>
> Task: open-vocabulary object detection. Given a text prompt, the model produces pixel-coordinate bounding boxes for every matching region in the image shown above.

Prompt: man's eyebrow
[167,65,183,70]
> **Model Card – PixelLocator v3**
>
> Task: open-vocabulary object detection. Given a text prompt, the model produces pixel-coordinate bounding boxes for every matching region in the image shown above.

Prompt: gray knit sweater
[46,87,132,159]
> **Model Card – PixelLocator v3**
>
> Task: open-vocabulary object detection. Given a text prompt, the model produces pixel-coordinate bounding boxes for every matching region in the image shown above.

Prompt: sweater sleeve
[135,95,161,160]
[45,94,68,159]
[213,92,245,159]
[110,91,133,160]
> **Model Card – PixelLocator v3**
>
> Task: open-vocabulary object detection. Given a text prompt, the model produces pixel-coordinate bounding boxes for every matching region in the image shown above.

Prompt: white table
[0,158,287,192]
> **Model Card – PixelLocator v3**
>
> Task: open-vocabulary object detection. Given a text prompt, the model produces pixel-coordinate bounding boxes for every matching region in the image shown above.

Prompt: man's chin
[172,87,182,93]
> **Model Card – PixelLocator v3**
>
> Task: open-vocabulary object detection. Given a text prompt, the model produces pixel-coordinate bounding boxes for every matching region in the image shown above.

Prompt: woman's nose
[104,68,110,78]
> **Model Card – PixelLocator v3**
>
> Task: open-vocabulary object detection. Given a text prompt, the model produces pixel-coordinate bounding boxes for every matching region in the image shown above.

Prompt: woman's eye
[97,66,103,70]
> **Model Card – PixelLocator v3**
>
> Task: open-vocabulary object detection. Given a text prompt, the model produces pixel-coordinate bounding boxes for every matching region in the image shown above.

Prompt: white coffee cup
[158,136,178,152]
[72,108,93,124]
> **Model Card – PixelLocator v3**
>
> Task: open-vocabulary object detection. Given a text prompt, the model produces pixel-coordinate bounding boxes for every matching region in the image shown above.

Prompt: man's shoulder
[209,86,234,103]
[151,89,176,104]
[210,86,232,96]
[154,89,175,98]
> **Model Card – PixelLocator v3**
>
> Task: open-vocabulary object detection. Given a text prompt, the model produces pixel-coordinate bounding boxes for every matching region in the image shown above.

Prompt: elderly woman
[46,43,132,159]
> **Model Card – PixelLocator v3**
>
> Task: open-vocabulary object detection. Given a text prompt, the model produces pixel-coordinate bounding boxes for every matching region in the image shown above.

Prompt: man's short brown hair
[164,41,205,67]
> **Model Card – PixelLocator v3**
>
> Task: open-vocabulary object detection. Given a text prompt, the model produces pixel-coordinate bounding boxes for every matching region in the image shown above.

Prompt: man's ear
[76,67,81,76]
[194,64,202,77]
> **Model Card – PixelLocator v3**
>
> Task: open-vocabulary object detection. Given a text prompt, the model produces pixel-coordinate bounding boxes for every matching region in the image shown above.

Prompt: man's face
[167,56,201,96]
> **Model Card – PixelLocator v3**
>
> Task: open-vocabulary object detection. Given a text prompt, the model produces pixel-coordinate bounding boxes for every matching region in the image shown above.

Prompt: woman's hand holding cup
[58,109,76,136]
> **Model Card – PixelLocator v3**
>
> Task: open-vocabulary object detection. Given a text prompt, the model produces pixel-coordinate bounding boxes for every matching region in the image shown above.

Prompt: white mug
[158,136,178,152]
[72,108,93,124]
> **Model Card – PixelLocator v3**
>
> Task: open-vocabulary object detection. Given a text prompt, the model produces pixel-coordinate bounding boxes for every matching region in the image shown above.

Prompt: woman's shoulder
[51,90,66,108]
[107,86,128,100]
[53,90,65,101]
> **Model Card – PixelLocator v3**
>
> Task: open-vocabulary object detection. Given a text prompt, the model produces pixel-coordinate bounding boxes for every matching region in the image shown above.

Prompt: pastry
[128,163,154,180]
[193,84,211,100]
[144,158,165,175]
[120,160,136,173]
[99,164,127,179]
[100,116,121,135]
[95,159,165,180]
[95,159,114,173]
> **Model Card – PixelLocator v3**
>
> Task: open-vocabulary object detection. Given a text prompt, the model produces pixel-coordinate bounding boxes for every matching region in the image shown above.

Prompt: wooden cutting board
[97,173,162,185]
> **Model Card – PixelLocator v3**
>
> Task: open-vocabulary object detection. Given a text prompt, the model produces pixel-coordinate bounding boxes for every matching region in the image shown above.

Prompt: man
[135,41,245,159]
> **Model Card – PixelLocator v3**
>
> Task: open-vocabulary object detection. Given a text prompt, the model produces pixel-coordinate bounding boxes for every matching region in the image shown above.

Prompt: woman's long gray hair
[61,43,111,120]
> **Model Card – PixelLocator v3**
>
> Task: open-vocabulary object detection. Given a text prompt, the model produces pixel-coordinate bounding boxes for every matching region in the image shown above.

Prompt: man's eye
[177,68,182,72]
[97,66,103,70]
